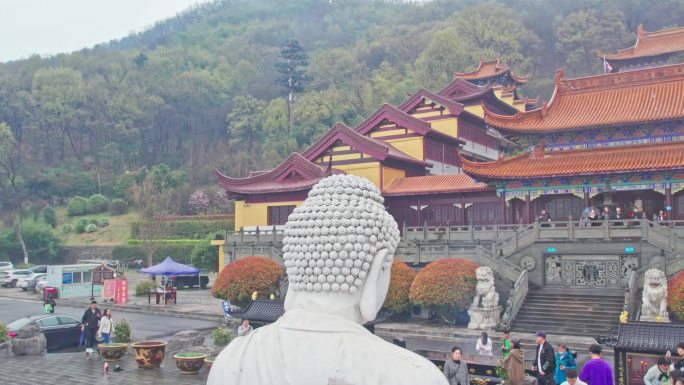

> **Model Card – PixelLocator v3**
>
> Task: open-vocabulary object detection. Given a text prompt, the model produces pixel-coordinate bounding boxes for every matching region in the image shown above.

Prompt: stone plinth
[639,314,671,323]
[467,306,502,330]
[166,330,205,353]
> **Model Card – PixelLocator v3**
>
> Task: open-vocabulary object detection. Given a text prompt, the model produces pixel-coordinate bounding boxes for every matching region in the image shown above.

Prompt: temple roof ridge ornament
[455,58,529,84]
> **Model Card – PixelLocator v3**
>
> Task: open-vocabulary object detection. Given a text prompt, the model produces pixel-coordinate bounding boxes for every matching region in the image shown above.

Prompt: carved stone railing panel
[545,254,638,288]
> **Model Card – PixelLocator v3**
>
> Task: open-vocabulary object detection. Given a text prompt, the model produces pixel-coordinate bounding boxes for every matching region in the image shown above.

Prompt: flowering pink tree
[189,190,210,213]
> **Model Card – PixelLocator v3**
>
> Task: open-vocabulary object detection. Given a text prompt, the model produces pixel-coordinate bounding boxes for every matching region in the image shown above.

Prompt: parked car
[166,274,209,289]
[34,277,48,293]
[29,265,48,274]
[0,261,14,272]
[1,269,34,287]
[7,314,82,351]
[17,273,46,291]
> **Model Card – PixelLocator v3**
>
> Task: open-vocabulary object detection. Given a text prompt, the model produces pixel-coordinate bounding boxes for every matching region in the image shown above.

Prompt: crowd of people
[443,330,684,385]
[537,205,668,226]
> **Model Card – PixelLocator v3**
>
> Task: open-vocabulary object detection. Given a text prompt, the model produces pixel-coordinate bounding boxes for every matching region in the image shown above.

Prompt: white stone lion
[473,266,499,309]
[640,268,670,322]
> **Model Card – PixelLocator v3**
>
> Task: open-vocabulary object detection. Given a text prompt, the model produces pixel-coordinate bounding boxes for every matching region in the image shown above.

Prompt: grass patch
[56,206,140,246]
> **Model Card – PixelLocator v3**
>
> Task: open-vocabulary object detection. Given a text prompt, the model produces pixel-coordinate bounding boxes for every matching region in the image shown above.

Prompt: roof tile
[383,174,490,196]
[604,24,684,61]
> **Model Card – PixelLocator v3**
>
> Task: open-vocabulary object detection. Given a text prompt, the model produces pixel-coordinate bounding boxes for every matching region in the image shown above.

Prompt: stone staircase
[511,289,623,337]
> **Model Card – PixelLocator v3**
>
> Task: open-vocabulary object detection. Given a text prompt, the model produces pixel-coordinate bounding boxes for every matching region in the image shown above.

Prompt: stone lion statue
[640,268,670,322]
[473,266,499,308]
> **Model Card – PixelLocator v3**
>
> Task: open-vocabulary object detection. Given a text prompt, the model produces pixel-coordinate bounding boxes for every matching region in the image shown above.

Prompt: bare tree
[129,177,170,268]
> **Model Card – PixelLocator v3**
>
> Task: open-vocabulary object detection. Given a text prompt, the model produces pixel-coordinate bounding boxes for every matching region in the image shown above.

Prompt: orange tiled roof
[383,174,490,196]
[455,58,528,84]
[461,141,684,179]
[603,24,684,61]
[485,64,684,132]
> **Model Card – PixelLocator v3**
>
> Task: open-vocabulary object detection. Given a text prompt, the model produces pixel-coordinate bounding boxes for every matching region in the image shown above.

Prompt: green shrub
[84,224,97,233]
[75,218,88,234]
[0,219,63,265]
[86,194,110,214]
[125,239,205,246]
[191,242,219,272]
[110,199,128,215]
[130,220,233,240]
[113,319,131,343]
[97,217,110,227]
[135,280,157,296]
[212,326,232,347]
[67,196,88,216]
[62,224,74,234]
[0,322,7,343]
[42,207,57,228]
[88,217,98,225]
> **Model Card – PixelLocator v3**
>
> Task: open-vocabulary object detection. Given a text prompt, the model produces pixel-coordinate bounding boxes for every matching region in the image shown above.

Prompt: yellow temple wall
[430,117,458,137]
[234,200,303,230]
[464,104,484,118]
[334,162,382,188]
[382,167,405,188]
[384,137,424,160]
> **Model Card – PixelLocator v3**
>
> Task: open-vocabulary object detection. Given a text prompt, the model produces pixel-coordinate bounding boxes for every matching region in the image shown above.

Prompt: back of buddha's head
[282,174,399,297]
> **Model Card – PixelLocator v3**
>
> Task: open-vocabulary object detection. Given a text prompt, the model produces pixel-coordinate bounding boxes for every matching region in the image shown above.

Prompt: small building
[601,322,684,385]
[46,264,114,299]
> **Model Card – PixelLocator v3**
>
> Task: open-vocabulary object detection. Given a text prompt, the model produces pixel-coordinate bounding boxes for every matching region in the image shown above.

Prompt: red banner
[114,279,128,304]
[102,279,116,300]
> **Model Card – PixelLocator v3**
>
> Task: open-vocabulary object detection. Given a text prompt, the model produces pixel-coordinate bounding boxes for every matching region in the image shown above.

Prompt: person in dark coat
[534,331,556,385]
[81,300,102,355]
[444,346,469,385]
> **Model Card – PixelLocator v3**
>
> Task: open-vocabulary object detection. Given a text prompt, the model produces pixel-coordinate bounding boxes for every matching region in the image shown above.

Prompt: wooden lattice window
[267,205,296,226]
[467,203,498,225]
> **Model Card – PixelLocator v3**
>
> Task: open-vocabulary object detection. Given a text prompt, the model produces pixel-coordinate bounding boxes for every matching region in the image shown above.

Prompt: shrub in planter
[67,196,88,216]
[136,280,157,296]
[110,198,128,215]
[409,258,479,324]
[86,194,110,214]
[382,261,417,314]
[668,270,684,321]
[84,224,97,233]
[97,217,110,227]
[113,319,131,343]
[211,256,284,306]
[212,326,232,347]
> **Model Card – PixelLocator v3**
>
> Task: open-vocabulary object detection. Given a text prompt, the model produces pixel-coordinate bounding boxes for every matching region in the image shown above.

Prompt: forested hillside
[0,0,681,219]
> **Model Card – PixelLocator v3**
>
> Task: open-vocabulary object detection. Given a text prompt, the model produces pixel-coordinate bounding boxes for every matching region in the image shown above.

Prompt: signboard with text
[114,279,128,304]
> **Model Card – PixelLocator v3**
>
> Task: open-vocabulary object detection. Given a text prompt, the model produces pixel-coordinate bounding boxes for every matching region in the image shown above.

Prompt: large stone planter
[131,341,167,369]
[98,343,128,362]
[204,356,216,370]
[174,352,207,374]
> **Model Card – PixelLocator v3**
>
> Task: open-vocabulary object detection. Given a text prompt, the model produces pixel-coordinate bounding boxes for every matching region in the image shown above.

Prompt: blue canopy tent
[139,256,200,304]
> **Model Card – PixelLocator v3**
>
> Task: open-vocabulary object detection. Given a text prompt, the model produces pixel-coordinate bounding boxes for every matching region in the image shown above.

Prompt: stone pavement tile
[0,352,209,385]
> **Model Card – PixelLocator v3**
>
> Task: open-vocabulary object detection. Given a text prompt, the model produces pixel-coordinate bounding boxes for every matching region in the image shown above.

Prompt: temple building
[601,24,684,72]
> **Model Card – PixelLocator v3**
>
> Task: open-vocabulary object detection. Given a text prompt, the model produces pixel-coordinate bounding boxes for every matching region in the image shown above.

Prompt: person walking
[476,332,493,356]
[81,300,102,355]
[579,344,614,385]
[444,346,469,385]
[503,338,524,385]
[237,319,253,337]
[561,368,588,385]
[534,331,556,385]
[644,357,672,385]
[98,308,113,344]
[555,344,577,385]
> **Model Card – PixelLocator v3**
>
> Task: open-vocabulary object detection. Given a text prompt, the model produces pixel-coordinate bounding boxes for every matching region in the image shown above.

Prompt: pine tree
[275,39,311,132]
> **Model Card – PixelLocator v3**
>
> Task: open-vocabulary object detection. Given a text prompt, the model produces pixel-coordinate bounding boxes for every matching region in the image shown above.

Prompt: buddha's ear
[360,248,391,322]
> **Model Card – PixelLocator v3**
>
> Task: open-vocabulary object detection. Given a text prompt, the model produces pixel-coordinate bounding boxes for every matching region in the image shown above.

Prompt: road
[0,297,219,340]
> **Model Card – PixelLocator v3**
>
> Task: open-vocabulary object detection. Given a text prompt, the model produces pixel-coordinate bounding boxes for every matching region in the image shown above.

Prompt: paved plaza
[0,351,209,385]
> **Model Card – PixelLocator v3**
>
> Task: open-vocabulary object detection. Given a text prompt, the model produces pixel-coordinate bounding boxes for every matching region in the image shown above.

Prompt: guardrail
[500,268,528,330]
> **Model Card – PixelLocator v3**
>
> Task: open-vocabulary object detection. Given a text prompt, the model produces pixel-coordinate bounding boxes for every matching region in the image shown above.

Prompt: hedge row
[130,220,233,240]
[125,239,206,246]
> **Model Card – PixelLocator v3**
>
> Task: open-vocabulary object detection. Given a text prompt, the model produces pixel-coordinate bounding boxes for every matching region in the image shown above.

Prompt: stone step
[515,307,621,316]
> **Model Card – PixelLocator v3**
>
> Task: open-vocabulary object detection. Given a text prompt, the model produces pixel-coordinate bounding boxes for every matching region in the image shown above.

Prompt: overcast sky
[0,0,212,63]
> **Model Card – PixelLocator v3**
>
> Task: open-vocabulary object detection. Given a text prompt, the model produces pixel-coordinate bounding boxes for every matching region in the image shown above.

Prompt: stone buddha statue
[208,174,447,385]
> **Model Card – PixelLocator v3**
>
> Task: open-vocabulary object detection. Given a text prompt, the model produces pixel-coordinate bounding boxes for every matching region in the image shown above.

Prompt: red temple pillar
[584,191,590,209]
[524,194,531,224]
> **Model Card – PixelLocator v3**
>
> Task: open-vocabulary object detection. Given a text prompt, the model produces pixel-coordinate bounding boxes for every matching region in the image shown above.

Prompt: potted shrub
[174,352,208,374]
[131,341,167,369]
[409,258,478,324]
[112,319,131,343]
[204,356,216,370]
[212,326,233,348]
[98,343,128,361]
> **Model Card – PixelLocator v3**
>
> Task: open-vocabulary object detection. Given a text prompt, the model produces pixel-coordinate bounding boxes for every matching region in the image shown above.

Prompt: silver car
[1,269,33,287]
[17,273,46,291]
[0,261,14,272]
